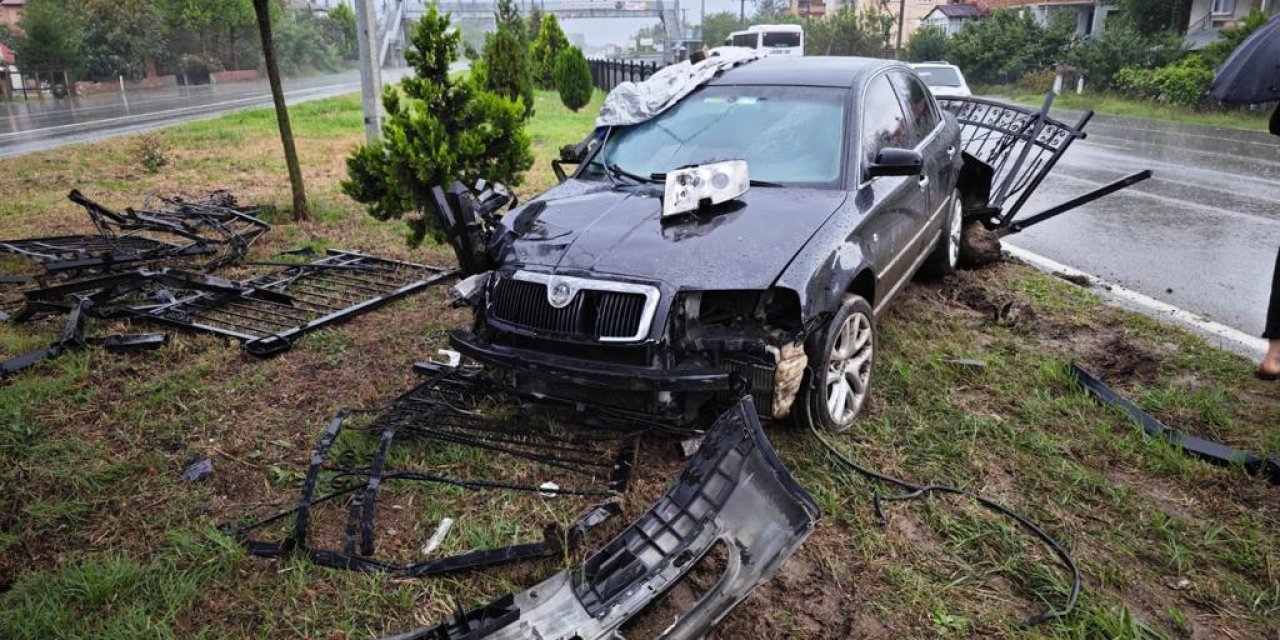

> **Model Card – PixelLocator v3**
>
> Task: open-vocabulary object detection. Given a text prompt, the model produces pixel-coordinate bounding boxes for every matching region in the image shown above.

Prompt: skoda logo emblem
[547,280,575,308]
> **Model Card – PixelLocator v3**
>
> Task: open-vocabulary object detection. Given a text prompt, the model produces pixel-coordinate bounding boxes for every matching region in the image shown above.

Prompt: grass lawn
[976,85,1275,132]
[1,88,1277,639]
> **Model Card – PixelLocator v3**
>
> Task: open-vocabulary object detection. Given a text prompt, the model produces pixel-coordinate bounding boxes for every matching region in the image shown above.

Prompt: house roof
[934,4,986,18]
[983,0,1094,7]
[0,0,27,7]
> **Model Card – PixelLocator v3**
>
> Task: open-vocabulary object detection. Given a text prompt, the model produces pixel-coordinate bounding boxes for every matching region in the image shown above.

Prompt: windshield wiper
[604,163,654,184]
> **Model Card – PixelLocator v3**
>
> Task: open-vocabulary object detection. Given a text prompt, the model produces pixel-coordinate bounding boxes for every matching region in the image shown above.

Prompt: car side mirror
[868,148,923,178]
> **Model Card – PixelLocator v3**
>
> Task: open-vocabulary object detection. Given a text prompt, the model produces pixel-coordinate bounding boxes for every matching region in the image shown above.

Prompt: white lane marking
[1004,245,1267,361]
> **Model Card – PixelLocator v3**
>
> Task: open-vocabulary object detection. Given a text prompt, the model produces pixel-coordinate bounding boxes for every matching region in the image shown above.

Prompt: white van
[723,24,804,56]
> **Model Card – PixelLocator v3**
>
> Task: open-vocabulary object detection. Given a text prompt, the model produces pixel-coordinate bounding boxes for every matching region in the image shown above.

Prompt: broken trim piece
[1071,364,1280,484]
[387,396,820,640]
[0,297,168,378]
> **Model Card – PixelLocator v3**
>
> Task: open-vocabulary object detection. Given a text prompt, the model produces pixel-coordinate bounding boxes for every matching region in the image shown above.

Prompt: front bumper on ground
[384,396,821,640]
[449,330,732,393]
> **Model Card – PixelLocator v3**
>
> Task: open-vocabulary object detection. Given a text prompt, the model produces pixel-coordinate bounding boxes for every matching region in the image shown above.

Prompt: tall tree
[494,0,526,46]
[752,0,790,22]
[13,0,77,74]
[252,0,309,220]
[805,7,891,57]
[527,5,544,49]
[480,15,534,116]
[158,0,254,67]
[74,0,167,82]
[1114,0,1192,35]
[530,14,569,89]
[327,3,358,60]
[700,11,740,47]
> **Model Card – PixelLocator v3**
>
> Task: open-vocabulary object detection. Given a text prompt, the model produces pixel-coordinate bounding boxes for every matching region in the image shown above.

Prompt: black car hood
[497,181,848,290]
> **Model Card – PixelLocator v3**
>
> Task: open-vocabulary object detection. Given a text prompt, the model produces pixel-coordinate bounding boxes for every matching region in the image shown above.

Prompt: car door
[856,72,929,311]
[889,70,952,262]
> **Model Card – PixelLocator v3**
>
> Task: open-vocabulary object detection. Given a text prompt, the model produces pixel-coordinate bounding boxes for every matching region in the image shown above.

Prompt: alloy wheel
[825,311,873,425]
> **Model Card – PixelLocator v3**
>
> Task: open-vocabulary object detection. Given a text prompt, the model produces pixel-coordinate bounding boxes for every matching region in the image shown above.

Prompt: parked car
[448,57,966,432]
[910,62,972,98]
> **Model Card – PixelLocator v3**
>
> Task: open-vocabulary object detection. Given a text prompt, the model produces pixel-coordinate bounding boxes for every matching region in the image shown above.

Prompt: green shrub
[530,14,569,89]
[341,5,533,247]
[553,46,592,112]
[904,25,948,63]
[947,9,1075,85]
[1062,25,1186,90]
[1114,55,1213,108]
[1015,69,1056,94]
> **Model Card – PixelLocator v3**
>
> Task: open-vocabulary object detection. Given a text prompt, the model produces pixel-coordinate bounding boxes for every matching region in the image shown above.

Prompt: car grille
[489,276,653,341]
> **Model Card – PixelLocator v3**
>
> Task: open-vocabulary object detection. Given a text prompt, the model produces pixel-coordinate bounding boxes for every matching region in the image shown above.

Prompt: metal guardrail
[587,59,663,93]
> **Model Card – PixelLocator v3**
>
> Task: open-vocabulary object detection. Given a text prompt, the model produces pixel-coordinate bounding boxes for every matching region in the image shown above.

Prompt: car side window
[860,75,909,173]
[890,71,940,148]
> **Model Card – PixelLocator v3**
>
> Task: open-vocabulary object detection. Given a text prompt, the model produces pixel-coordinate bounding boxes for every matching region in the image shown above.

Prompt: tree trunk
[253,0,310,221]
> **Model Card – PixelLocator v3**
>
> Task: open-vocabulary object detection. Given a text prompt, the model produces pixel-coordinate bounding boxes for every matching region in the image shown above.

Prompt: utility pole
[739,0,745,26]
[354,0,383,142]
[895,0,906,60]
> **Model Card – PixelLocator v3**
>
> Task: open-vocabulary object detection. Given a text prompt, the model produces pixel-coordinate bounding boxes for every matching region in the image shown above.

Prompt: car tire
[797,293,875,433]
[920,189,962,279]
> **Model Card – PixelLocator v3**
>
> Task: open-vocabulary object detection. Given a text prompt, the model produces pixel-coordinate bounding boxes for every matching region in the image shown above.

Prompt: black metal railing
[587,59,663,93]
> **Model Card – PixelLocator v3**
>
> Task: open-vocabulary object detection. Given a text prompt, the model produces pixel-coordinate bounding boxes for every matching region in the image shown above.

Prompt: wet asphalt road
[0,68,411,159]
[1004,110,1280,337]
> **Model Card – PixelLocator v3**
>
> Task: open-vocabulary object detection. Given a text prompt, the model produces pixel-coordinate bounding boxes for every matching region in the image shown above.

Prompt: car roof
[707,56,904,89]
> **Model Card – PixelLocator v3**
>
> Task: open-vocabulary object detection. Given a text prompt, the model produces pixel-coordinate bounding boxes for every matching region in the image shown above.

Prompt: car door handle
[918,175,930,191]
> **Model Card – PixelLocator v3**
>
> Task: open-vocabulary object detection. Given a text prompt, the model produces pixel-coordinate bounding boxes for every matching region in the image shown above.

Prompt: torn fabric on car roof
[595,50,761,128]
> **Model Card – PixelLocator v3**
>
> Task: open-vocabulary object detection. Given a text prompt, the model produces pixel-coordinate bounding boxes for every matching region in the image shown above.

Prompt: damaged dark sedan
[449,56,965,432]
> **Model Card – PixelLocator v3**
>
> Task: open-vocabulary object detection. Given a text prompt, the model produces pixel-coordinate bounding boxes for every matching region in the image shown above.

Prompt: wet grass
[1,89,1277,639]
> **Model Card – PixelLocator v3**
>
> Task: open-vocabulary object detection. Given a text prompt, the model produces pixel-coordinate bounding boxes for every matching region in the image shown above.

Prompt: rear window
[914,66,962,87]
[730,33,758,47]
[762,32,801,47]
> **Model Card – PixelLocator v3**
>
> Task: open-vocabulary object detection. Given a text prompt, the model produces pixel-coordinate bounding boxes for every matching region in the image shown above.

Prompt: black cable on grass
[808,423,1080,627]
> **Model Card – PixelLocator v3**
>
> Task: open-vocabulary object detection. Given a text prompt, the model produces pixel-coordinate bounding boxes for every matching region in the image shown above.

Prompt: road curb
[1004,245,1267,361]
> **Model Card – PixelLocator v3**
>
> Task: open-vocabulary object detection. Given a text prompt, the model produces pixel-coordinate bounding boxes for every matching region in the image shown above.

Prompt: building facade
[0,0,26,27]
[919,3,986,34]
[1186,0,1278,48]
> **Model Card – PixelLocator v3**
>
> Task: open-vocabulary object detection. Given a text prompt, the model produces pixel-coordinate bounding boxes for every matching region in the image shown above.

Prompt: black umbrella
[1211,14,1280,105]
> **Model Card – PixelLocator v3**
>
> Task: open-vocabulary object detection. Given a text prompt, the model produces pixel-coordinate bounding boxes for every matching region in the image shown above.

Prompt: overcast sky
[549,0,752,48]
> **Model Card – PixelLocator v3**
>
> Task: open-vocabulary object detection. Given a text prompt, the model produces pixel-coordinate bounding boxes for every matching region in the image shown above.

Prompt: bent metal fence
[588,59,663,93]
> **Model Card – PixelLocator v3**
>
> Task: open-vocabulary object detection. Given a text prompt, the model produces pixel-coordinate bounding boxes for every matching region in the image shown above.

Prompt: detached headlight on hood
[662,160,750,218]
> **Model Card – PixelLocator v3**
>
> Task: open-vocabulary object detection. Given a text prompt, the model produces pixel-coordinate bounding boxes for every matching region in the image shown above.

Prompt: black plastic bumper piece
[1071,364,1280,485]
[387,396,820,640]
[449,330,732,393]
